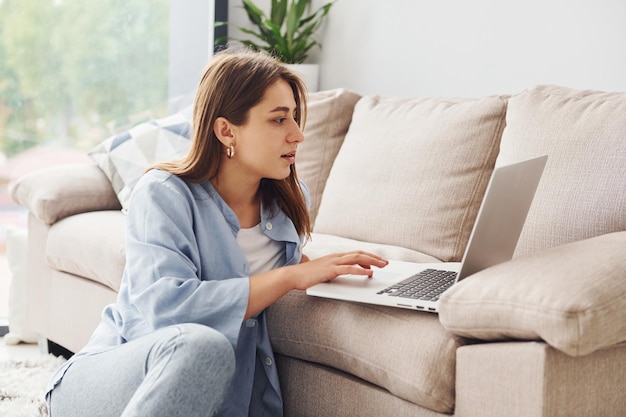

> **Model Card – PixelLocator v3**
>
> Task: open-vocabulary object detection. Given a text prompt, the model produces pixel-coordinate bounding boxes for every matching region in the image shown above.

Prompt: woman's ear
[213,117,235,146]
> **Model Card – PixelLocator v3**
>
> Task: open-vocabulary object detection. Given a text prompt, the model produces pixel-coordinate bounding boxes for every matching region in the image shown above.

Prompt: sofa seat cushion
[439,231,626,357]
[314,94,507,262]
[46,210,126,292]
[496,85,626,257]
[305,232,441,264]
[267,290,467,414]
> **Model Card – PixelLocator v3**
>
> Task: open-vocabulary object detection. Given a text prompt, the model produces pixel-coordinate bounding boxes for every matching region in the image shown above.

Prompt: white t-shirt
[236,224,285,275]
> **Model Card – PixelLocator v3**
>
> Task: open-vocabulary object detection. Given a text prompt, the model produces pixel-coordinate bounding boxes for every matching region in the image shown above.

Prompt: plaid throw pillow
[89,109,192,210]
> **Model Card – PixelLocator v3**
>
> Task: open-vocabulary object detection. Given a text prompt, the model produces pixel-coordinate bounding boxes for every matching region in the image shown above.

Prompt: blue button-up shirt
[47,169,307,417]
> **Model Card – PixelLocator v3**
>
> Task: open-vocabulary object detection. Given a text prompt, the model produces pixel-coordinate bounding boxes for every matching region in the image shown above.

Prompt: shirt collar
[201,181,301,245]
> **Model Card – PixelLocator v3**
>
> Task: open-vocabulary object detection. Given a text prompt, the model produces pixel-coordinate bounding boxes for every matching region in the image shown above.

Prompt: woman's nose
[289,121,305,143]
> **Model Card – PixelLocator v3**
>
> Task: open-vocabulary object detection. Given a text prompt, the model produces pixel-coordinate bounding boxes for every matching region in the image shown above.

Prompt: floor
[0,337,41,361]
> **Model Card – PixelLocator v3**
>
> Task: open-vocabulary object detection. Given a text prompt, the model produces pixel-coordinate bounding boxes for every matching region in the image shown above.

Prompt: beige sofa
[10,85,626,416]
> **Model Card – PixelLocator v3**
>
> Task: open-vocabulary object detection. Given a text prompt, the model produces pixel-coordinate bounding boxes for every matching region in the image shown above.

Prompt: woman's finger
[338,252,388,268]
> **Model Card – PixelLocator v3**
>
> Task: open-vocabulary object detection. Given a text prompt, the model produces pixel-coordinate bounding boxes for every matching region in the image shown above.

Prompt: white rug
[0,354,66,417]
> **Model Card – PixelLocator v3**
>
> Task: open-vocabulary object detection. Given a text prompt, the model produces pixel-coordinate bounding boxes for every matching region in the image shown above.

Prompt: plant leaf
[294,0,309,22]
[242,0,266,27]
[270,0,287,26]
[285,1,301,49]
[267,20,289,57]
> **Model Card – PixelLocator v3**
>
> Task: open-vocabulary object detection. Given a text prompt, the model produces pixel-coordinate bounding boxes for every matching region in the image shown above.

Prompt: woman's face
[232,78,304,182]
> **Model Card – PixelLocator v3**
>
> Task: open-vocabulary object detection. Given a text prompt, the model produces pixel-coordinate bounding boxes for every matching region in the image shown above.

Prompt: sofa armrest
[454,341,626,417]
[439,231,626,356]
[9,163,121,225]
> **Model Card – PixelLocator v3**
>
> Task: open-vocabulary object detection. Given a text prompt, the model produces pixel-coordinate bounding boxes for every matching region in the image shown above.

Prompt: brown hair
[152,49,311,237]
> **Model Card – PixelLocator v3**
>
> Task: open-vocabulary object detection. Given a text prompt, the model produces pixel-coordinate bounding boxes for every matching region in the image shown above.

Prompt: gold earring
[226,143,235,159]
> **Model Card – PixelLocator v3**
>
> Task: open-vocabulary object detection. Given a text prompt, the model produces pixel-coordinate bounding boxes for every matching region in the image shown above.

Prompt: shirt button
[265,357,273,366]
[245,319,256,328]
[265,222,273,231]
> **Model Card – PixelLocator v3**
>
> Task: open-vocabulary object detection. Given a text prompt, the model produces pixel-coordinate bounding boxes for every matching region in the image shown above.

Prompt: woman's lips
[281,152,296,164]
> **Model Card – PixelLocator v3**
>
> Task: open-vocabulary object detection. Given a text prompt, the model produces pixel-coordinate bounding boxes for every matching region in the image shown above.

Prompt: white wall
[228,0,626,97]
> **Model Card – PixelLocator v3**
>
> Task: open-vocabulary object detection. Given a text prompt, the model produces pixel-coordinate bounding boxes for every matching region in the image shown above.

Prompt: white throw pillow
[5,226,37,344]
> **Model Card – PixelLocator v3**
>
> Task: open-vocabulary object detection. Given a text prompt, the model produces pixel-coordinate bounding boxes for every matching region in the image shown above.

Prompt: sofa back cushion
[496,85,626,257]
[297,89,361,224]
[314,95,507,262]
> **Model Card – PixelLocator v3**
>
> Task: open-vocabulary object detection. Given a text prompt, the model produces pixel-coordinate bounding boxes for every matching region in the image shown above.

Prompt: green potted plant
[219,0,335,90]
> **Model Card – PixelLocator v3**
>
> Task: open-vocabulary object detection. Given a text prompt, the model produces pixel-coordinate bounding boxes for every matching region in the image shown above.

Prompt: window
[0,0,224,322]
[0,0,171,156]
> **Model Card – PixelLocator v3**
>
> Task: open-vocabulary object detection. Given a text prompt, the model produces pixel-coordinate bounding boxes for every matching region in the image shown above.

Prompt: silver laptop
[306,155,548,313]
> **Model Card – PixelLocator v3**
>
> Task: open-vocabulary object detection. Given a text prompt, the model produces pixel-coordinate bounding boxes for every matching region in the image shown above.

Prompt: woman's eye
[275,117,286,124]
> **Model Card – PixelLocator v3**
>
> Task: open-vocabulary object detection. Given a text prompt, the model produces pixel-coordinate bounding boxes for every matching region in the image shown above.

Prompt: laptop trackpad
[330,269,405,290]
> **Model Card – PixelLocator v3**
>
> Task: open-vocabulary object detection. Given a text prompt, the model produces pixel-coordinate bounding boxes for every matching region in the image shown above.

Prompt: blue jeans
[49,323,236,417]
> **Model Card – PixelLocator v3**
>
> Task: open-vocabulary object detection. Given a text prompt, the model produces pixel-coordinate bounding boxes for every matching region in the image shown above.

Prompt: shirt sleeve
[122,173,249,347]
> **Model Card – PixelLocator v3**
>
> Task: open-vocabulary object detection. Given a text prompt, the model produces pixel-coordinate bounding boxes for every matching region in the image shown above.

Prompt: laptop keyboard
[377,269,457,301]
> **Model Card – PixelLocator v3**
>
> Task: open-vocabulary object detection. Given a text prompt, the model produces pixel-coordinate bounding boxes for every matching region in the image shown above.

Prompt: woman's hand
[289,251,389,291]
[245,251,388,319]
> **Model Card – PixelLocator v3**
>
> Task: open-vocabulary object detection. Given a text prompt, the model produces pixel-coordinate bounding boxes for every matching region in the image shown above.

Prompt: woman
[47,49,388,417]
